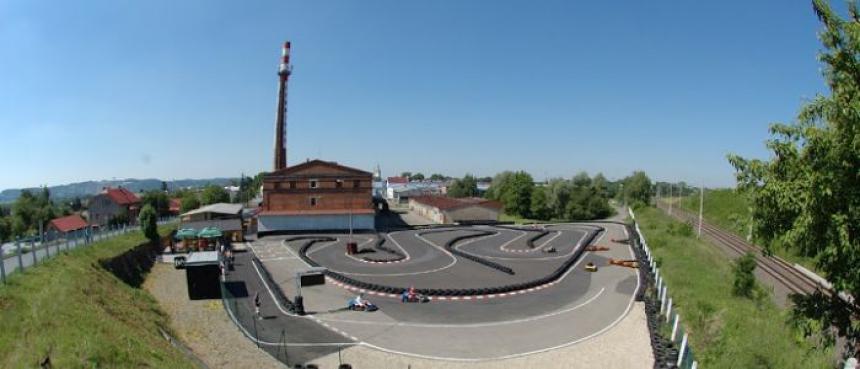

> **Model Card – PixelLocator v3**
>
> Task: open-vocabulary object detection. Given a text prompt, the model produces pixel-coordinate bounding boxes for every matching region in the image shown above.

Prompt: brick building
[258,159,375,232]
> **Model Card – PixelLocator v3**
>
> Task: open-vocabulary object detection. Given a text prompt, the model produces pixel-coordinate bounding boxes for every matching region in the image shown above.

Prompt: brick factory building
[259,159,375,232]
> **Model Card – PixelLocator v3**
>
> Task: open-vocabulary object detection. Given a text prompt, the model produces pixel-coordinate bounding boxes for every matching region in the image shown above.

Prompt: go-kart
[584,262,598,272]
[401,292,430,303]
[347,300,378,312]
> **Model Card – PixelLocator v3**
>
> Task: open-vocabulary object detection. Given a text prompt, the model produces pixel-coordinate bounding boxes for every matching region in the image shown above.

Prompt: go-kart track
[250,222,640,361]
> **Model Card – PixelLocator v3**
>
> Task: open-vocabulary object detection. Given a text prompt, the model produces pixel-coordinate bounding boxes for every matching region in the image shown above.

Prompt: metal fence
[629,207,700,369]
[0,216,177,284]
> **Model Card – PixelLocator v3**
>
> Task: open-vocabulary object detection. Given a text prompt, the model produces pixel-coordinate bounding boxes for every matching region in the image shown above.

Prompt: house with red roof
[47,214,88,234]
[409,196,502,224]
[87,187,141,226]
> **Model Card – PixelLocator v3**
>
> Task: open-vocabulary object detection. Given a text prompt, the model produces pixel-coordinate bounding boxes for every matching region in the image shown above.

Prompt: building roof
[180,218,243,233]
[104,187,140,205]
[260,209,376,216]
[387,176,409,184]
[411,196,503,211]
[266,159,372,178]
[181,203,243,217]
[49,214,88,233]
[185,251,220,267]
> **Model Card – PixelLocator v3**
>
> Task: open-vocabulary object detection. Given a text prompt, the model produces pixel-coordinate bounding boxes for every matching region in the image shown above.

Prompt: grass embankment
[0,226,197,369]
[636,206,833,368]
[678,188,819,273]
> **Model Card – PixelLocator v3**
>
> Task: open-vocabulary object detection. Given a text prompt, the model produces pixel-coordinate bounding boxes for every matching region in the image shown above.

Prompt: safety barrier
[628,208,700,369]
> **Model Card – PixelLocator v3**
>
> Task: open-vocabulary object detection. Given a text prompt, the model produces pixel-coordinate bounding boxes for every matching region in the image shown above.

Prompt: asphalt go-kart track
[249,222,640,361]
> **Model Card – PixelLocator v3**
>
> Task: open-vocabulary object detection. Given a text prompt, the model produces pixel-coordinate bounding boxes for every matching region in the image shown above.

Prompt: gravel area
[144,263,284,369]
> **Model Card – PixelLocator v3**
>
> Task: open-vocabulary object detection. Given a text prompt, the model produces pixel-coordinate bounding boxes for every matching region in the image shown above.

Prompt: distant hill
[0,177,237,203]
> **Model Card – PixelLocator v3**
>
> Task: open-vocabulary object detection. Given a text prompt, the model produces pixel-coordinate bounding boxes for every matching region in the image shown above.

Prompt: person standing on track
[254,292,262,320]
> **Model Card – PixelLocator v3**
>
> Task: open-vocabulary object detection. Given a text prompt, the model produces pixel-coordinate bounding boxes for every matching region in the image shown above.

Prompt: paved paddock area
[244,222,652,364]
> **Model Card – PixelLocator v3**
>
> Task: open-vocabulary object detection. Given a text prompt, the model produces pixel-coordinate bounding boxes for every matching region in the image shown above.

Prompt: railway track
[656,202,825,297]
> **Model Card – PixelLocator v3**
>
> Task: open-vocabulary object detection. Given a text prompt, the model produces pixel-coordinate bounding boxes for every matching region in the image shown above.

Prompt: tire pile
[628,224,680,368]
[294,227,603,297]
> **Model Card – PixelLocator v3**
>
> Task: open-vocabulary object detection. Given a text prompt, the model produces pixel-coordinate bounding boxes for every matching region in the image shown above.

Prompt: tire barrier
[251,255,297,313]
[293,227,604,297]
[526,230,551,249]
[433,230,516,275]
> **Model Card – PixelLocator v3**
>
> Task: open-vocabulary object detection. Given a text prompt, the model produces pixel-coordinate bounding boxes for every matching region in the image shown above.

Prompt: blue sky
[0,1,832,190]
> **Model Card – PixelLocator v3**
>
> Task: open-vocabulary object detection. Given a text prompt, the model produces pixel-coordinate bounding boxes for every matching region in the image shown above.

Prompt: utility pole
[698,182,704,239]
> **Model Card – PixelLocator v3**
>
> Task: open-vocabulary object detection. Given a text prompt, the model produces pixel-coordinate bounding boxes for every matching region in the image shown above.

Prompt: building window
[310,197,318,206]
[353,180,361,188]
[289,181,296,189]
[336,180,342,189]
[310,180,318,189]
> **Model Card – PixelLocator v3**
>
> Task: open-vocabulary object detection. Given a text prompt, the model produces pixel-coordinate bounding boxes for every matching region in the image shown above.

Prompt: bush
[138,204,159,244]
[732,252,758,298]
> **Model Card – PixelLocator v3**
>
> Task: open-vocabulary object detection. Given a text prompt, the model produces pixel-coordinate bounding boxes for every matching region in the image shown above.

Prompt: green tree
[429,173,446,181]
[530,187,551,220]
[141,190,170,216]
[500,171,534,218]
[0,216,10,242]
[545,178,572,219]
[729,0,860,355]
[411,173,425,181]
[448,174,479,198]
[400,172,412,180]
[180,193,201,213]
[200,185,229,205]
[732,252,758,298]
[138,204,159,244]
[621,171,652,208]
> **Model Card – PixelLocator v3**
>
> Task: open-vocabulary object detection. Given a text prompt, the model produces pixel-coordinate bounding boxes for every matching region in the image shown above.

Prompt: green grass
[499,212,542,224]
[0,225,197,369]
[678,189,819,273]
[636,207,834,368]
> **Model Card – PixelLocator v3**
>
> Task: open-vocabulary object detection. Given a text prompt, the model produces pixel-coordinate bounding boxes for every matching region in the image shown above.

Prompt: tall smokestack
[273,41,292,171]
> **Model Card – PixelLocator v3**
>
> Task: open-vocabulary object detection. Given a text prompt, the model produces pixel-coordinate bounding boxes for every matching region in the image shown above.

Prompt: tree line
[482,170,653,221]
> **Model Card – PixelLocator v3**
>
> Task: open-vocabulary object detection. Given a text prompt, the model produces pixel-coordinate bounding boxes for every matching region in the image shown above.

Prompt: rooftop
[49,214,88,233]
[181,203,243,217]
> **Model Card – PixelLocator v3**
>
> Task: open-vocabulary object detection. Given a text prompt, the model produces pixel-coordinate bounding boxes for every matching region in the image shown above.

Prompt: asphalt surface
[249,222,640,360]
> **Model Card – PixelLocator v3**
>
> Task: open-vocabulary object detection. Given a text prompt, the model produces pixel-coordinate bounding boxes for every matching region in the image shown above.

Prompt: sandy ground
[144,263,284,369]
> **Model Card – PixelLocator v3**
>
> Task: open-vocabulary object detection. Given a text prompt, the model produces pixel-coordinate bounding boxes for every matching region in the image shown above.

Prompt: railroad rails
[656,202,824,297]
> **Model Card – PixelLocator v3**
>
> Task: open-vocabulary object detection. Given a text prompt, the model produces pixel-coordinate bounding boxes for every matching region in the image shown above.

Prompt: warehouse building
[409,196,502,224]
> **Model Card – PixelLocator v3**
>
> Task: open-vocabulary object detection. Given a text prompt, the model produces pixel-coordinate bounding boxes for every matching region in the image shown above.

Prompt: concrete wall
[258,214,375,232]
[408,201,446,224]
[446,206,500,223]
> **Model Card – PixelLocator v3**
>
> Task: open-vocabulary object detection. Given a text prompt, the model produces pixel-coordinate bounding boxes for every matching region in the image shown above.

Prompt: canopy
[197,227,223,239]
[175,228,198,240]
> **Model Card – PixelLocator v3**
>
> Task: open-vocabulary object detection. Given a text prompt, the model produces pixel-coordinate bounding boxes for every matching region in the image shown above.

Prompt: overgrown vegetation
[447,174,479,198]
[139,204,158,244]
[732,252,758,298]
[636,207,834,368]
[728,1,860,355]
[0,225,195,368]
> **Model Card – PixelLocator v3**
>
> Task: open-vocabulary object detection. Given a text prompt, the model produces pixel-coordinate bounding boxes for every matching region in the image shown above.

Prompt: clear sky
[0,0,833,191]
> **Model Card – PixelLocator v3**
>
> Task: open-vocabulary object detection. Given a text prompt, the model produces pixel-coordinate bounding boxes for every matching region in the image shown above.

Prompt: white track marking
[316,231,459,277]
[316,287,605,328]
[305,238,343,256]
[496,230,528,251]
[458,229,591,261]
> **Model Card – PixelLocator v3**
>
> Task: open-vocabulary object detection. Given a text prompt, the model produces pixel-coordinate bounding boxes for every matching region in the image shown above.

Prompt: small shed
[185,251,221,300]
